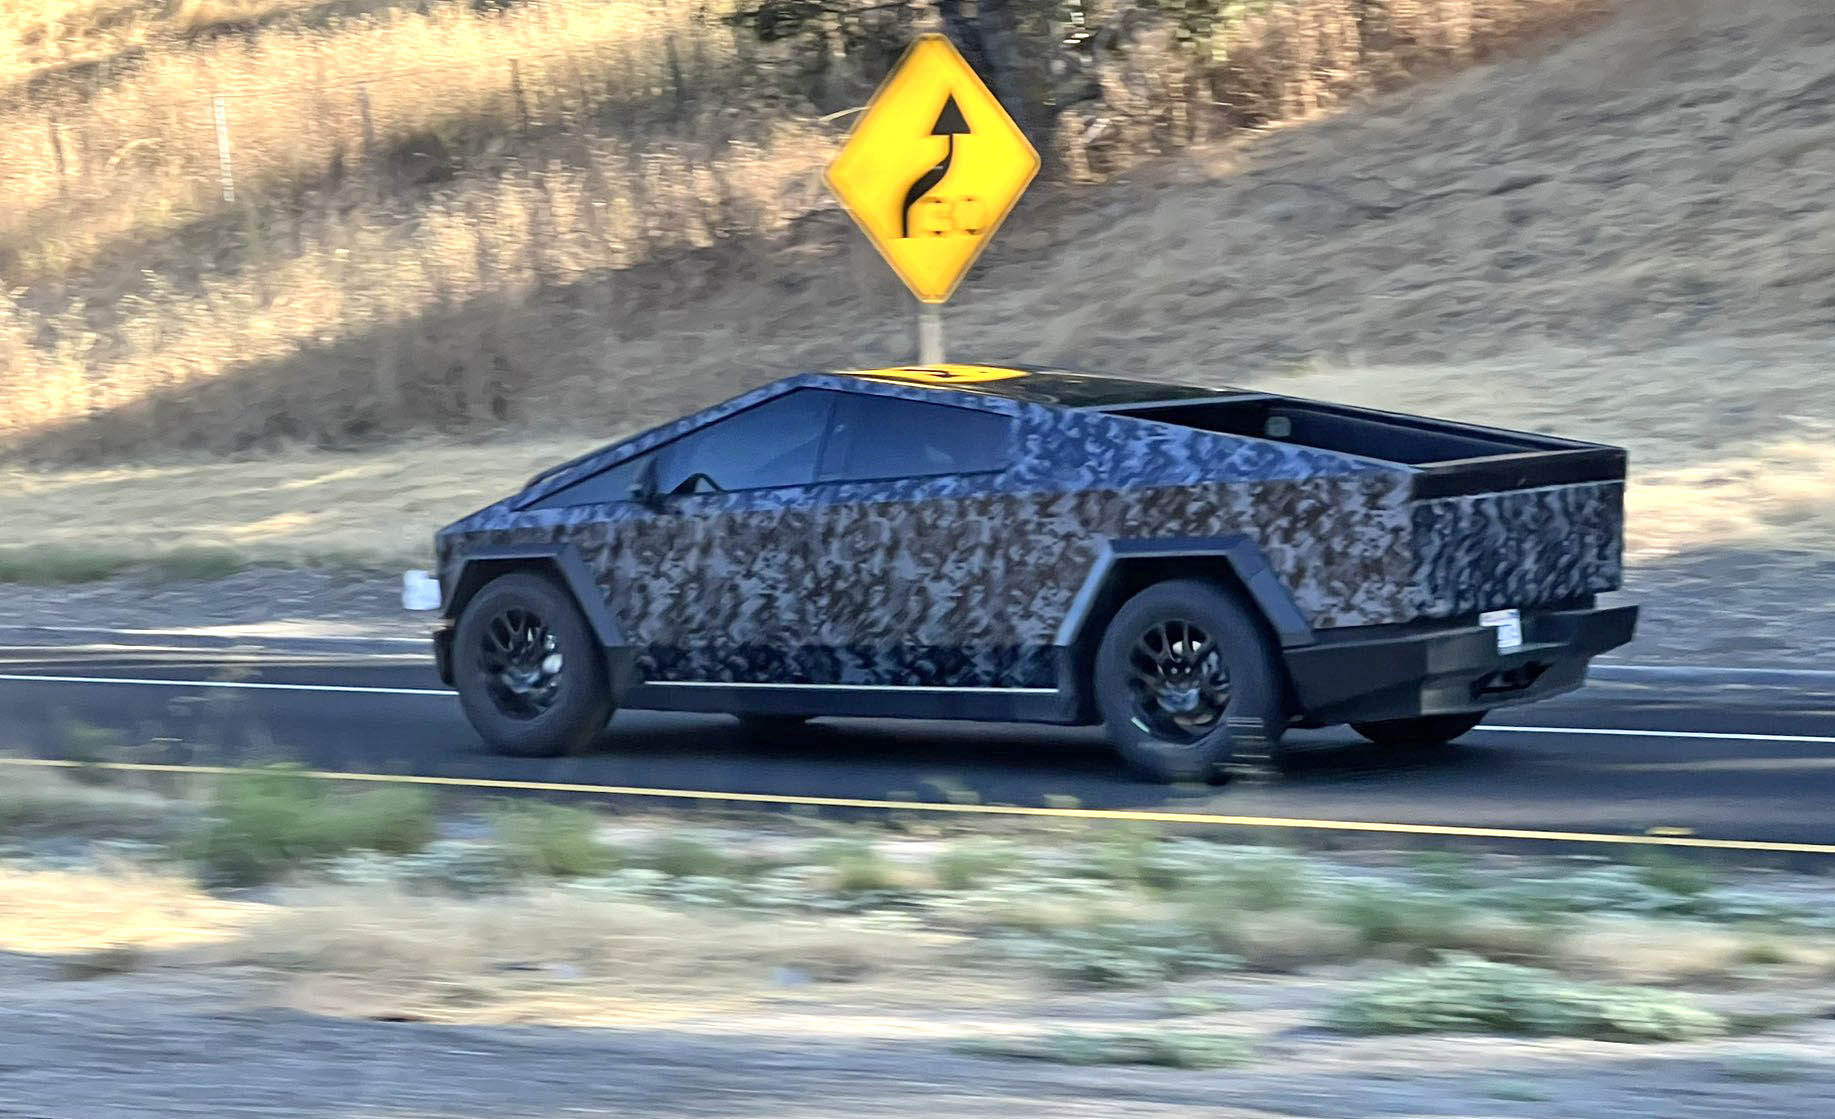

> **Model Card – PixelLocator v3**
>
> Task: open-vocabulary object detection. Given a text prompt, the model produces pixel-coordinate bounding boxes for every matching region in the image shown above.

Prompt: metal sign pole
[918,303,944,365]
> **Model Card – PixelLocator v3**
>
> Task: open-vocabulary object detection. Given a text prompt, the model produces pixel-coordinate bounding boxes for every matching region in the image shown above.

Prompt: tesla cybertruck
[431,364,1634,781]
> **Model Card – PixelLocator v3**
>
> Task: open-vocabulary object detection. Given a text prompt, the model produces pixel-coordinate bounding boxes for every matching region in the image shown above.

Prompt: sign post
[917,304,944,364]
[824,34,1041,364]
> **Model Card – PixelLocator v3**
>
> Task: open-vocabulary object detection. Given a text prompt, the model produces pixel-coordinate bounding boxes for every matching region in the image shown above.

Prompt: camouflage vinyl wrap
[438,375,1623,687]
[1408,481,1624,618]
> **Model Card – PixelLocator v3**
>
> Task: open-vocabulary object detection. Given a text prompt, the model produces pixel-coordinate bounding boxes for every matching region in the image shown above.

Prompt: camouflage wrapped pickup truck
[432,364,1635,782]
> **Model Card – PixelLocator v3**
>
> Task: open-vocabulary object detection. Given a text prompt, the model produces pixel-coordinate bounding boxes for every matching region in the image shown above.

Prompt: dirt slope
[875,0,1835,462]
[249,0,1822,479]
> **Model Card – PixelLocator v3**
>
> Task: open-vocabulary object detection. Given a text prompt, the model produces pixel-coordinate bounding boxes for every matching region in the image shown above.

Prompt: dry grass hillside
[0,0,1603,457]
[3,0,1833,650]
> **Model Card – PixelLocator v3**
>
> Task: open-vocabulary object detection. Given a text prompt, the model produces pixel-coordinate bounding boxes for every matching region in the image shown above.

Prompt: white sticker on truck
[1479,609,1524,652]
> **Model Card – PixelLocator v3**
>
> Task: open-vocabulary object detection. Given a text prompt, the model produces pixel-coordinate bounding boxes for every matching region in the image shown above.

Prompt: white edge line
[1593,663,1835,681]
[0,625,430,645]
[0,673,452,697]
[1483,724,1835,745]
[1,672,1834,745]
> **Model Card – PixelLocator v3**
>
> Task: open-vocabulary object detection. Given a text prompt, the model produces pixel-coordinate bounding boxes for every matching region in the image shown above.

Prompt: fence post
[357,82,377,162]
[212,94,235,203]
[47,114,68,195]
[509,58,531,134]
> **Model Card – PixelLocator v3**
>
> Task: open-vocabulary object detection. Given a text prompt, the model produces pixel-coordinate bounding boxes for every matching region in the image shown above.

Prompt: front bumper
[1283,602,1637,725]
[432,622,455,686]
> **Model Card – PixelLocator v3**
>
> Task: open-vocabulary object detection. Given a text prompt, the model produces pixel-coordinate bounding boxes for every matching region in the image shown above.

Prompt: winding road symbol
[899,94,970,238]
[822,33,1040,303]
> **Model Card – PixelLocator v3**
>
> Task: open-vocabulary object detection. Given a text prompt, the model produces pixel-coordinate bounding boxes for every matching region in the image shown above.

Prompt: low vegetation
[1329,955,1729,1043]
[488,801,616,879]
[0,763,190,838]
[182,767,436,886]
[0,544,248,585]
[956,1028,1256,1069]
[5,758,1835,1053]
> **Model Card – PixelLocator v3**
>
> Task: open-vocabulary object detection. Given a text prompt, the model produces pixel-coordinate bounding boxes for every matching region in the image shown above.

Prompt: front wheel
[453,572,615,757]
[1351,712,1486,747]
[1093,579,1289,784]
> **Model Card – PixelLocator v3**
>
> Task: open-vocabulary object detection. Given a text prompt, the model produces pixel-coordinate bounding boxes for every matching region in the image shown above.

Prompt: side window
[655,389,834,495]
[819,393,1012,482]
[529,390,836,508]
[529,453,647,508]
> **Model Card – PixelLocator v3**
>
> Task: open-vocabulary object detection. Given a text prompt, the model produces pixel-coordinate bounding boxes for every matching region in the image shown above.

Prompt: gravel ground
[3,953,1833,1119]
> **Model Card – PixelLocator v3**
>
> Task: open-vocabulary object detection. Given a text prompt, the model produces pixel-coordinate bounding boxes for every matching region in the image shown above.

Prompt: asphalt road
[3,636,1834,850]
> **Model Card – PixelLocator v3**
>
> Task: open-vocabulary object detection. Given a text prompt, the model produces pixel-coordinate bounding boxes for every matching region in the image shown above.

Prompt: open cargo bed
[1109,394,1627,498]
[1111,392,1627,621]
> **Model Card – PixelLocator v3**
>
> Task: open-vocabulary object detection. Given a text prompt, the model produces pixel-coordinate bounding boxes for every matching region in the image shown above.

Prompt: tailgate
[1408,477,1625,618]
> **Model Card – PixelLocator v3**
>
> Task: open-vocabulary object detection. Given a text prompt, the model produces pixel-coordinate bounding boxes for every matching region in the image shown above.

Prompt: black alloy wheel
[478,605,565,720]
[1094,578,1289,784]
[1126,618,1233,744]
[454,572,614,757]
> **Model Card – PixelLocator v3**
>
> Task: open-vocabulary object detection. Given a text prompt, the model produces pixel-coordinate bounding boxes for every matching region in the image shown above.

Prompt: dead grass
[0,437,602,568]
[0,0,1609,458]
[0,863,260,955]
[1555,918,1835,987]
[226,887,973,1025]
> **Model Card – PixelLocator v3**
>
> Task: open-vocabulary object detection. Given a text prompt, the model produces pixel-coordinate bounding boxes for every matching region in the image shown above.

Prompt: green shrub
[957,1028,1255,1069]
[1331,956,1729,1042]
[1332,887,1474,954]
[185,768,436,887]
[1196,856,1311,912]
[0,545,249,585]
[1632,851,1717,899]
[810,839,904,894]
[1075,827,1162,884]
[143,547,248,583]
[641,834,738,879]
[490,801,615,878]
[0,546,130,585]
[1409,850,1479,892]
[47,717,124,785]
[1011,921,1242,988]
[933,839,1024,890]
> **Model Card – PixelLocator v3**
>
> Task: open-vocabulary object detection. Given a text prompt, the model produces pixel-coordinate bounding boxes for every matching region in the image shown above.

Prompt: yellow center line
[6,756,1835,855]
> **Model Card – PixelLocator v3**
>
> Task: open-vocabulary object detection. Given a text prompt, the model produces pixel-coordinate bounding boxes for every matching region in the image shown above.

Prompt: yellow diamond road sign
[825,34,1041,304]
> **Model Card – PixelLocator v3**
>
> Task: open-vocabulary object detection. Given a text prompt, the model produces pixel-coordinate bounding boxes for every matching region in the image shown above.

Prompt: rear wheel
[453,572,614,757]
[1351,712,1486,747]
[1093,579,1289,784]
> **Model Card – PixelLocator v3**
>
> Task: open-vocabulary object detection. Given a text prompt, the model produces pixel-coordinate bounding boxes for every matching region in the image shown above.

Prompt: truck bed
[1112,393,1628,620]
[1110,393,1626,498]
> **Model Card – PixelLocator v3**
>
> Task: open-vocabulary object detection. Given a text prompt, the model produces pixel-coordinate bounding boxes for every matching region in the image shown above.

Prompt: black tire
[1093,578,1289,784]
[1350,712,1486,747]
[735,713,812,739]
[453,571,615,757]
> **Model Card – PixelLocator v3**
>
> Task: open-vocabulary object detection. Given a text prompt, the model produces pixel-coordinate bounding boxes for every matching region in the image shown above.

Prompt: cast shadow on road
[439,712,1510,813]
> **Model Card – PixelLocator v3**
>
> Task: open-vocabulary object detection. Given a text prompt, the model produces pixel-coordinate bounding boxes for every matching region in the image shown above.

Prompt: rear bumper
[1283,602,1637,725]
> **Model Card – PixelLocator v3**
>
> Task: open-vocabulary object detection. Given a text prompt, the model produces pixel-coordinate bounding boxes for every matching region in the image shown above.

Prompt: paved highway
[2,634,1833,850]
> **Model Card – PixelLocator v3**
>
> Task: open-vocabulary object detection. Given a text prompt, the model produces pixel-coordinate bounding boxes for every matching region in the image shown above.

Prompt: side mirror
[628,456,663,510]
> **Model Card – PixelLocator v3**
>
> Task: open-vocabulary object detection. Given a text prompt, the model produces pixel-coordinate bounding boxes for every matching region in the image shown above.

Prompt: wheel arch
[1054,536,1313,720]
[443,543,628,652]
